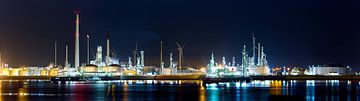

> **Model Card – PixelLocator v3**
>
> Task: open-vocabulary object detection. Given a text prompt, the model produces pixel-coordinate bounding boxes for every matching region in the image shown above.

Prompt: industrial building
[306,63,353,76]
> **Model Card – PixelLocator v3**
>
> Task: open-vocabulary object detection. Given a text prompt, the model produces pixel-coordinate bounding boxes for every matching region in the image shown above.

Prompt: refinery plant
[55,10,272,78]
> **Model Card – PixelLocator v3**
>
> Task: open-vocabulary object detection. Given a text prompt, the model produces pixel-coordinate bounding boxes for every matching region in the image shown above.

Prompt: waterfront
[0,80,357,101]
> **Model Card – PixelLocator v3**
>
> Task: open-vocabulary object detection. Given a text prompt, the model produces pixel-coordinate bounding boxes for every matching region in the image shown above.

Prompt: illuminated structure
[160,53,178,75]
[170,53,177,74]
[207,52,239,77]
[0,66,58,77]
[133,41,138,67]
[59,10,81,77]
[135,51,145,75]
[206,34,271,77]
[241,45,249,76]
[83,41,121,76]
[89,42,120,66]
[90,46,105,66]
[2,11,275,78]
[78,32,122,76]
[247,34,270,75]
[207,52,216,76]
[128,57,133,69]
[59,44,73,76]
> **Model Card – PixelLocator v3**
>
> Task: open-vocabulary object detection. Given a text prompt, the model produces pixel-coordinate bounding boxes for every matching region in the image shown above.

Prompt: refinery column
[74,10,80,68]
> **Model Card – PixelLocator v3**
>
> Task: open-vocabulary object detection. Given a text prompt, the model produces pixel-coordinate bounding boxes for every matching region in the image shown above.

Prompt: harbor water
[0,80,359,101]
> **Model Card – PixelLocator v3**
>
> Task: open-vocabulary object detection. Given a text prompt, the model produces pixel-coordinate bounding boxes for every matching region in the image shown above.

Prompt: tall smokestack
[140,51,144,67]
[106,32,110,65]
[170,53,173,68]
[160,41,163,74]
[74,10,80,68]
[87,34,89,64]
[65,44,69,67]
[54,41,57,67]
[128,57,132,68]
[232,57,235,67]
[133,41,138,67]
[261,46,264,66]
[252,33,256,58]
[257,43,261,65]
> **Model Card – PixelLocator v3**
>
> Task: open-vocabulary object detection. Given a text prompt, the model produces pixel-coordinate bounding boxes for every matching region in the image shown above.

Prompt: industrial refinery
[0,10,356,80]
[2,0,360,100]
[57,11,272,78]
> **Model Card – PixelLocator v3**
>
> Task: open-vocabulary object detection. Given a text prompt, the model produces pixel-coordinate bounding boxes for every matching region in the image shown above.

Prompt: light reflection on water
[0,80,358,101]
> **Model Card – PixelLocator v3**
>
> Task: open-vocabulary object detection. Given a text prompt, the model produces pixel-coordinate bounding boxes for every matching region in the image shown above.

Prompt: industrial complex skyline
[0,0,360,68]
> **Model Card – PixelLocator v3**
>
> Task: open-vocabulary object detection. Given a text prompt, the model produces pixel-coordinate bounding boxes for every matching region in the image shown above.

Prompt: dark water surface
[0,80,359,101]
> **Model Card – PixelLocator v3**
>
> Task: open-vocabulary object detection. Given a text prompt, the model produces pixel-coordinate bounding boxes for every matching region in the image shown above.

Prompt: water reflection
[122,82,128,101]
[199,81,206,101]
[205,80,360,101]
[0,80,357,100]
[18,82,27,101]
[269,80,283,95]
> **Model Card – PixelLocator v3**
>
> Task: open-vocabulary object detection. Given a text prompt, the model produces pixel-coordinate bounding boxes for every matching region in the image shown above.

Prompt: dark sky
[0,0,360,69]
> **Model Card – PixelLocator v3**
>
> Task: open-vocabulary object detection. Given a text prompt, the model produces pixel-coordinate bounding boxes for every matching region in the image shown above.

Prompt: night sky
[0,0,360,69]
